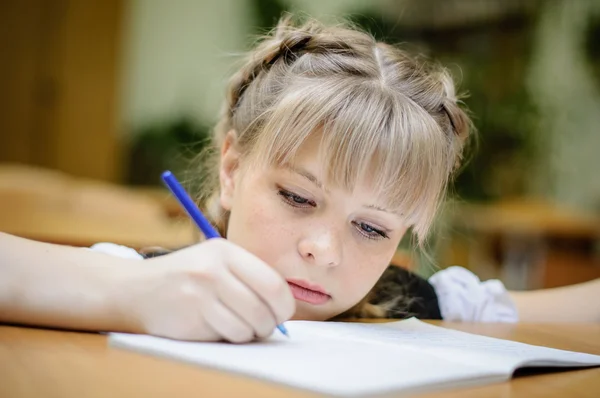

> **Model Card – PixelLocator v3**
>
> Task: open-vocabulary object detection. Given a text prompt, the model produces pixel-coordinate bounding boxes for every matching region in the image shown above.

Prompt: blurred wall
[0,0,124,182]
[120,0,251,133]
[119,0,380,132]
[527,0,600,211]
[290,0,374,18]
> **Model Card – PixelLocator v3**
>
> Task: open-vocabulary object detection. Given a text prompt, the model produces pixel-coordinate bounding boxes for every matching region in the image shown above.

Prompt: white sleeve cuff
[88,242,144,260]
[428,266,519,323]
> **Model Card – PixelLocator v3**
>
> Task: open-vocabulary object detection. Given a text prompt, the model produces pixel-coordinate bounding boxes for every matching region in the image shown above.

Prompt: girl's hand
[121,239,295,343]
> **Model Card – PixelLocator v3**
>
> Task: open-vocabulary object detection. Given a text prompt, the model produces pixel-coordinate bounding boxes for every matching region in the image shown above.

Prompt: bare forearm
[509,279,600,323]
[0,232,140,332]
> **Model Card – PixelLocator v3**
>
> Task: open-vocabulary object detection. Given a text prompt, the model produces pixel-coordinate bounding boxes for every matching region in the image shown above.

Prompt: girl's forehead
[288,130,322,159]
[267,140,396,210]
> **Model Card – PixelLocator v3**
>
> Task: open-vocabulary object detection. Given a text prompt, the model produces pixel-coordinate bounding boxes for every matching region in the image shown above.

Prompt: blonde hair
[192,14,472,317]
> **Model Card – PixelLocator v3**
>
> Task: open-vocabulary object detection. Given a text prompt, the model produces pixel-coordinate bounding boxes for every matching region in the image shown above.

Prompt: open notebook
[108,318,600,397]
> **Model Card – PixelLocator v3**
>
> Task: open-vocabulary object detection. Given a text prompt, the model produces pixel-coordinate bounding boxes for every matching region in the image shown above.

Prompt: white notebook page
[108,318,600,397]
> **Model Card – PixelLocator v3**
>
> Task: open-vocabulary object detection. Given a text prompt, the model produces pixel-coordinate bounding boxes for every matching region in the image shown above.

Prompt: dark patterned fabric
[370,266,442,319]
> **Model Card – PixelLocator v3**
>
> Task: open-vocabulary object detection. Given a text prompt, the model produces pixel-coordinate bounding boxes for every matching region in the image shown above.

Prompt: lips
[286,278,331,305]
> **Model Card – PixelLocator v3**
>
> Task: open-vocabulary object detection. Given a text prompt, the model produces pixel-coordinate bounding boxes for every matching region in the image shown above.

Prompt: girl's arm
[0,232,294,342]
[0,232,140,332]
[509,279,600,323]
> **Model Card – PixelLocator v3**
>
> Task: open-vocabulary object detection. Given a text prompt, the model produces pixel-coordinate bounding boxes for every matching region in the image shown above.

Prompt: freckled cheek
[231,196,298,268]
[336,250,392,301]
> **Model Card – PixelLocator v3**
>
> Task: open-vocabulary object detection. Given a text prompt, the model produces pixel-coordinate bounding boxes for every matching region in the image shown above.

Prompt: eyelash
[277,188,389,241]
[278,188,316,208]
[352,221,389,240]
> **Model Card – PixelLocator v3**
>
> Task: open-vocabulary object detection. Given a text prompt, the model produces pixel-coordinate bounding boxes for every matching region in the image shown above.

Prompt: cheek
[334,245,396,305]
[226,187,296,269]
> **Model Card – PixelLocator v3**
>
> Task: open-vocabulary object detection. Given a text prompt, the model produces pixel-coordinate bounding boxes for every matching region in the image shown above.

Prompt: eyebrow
[364,204,396,214]
[286,166,398,215]
[287,166,323,189]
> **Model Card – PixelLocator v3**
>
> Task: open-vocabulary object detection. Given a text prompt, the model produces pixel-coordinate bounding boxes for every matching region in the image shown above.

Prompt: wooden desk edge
[1,320,599,398]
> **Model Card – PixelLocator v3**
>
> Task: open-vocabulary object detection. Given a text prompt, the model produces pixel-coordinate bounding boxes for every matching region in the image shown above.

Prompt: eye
[353,221,389,240]
[278,189,316,208]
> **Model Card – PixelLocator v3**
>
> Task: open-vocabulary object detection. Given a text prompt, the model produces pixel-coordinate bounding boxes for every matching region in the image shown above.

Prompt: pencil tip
[277,324,289,337]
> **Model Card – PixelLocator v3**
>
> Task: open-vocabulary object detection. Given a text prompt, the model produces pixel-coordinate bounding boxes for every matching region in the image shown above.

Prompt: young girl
[1,16,598,343]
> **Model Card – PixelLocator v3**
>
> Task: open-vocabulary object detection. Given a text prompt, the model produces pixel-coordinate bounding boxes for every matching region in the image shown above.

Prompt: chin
[291,301,338,321]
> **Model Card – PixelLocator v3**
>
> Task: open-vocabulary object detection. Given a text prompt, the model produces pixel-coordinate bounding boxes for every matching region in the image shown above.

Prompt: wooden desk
[0,164,198,250]
[1,322,598,398]
[0,207,197,250]
[445,198,600,290]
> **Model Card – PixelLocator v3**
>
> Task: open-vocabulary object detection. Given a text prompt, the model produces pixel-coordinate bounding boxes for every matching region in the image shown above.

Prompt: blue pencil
[161,170,289,337]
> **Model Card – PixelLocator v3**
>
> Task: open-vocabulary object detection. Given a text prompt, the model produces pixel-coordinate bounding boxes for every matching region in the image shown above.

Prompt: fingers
[202,298,255,343]
[216,273,277,339]
[147,239,296,343]
[224,243,296,324]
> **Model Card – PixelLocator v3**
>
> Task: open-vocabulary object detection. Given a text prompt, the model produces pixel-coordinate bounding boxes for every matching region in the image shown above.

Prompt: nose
[298,226,342,267]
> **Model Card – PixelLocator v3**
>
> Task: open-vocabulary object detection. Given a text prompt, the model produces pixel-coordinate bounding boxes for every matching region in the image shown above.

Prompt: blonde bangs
[251,78,454,241]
